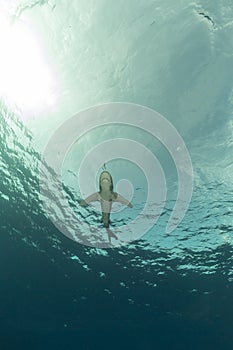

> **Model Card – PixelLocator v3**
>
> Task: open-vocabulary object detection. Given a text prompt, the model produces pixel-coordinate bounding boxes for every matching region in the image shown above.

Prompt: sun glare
[0,16,56,116]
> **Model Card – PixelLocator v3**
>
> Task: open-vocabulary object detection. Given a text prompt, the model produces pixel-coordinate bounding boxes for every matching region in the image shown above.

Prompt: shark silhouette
[80,171,133,241]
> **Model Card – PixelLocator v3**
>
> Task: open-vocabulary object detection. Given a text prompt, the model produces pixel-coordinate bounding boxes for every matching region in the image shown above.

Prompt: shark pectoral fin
[80,192,99,205]
[114,193,133,207]
[79,200,88,207]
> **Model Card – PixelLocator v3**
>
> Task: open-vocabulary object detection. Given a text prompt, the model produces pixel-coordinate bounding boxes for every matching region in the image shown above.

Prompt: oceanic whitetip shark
[80,170,133,241]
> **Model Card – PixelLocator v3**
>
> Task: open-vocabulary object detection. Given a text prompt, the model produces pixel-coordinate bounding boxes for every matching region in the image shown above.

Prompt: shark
[80,170,133,241]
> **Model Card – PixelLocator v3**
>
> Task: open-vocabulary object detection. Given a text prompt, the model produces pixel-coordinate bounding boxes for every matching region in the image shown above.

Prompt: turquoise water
[1,1,233,349]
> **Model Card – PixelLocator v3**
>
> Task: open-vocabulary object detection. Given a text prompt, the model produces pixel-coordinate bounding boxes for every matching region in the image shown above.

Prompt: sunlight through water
[0,14,56,117]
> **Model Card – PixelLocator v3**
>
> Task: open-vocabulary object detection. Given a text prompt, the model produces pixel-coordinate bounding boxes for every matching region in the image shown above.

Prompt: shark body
[80,171,133,231]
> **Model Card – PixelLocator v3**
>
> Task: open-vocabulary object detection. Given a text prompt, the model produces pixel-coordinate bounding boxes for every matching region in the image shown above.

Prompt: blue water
[1,0,233,349]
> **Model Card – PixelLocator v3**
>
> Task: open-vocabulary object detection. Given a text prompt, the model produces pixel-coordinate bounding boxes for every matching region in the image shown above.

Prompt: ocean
[0,0,233,349]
